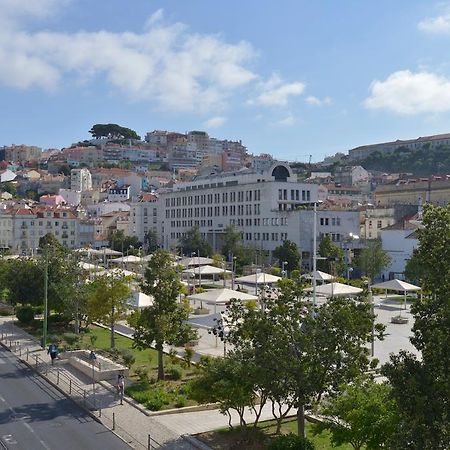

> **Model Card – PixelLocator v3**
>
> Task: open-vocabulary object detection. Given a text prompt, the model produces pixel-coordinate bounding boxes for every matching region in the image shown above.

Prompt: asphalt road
[0,346,129,450]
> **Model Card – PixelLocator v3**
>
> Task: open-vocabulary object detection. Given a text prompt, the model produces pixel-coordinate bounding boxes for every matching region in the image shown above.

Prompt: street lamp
[344,233,359,279]
[42,245,49,349]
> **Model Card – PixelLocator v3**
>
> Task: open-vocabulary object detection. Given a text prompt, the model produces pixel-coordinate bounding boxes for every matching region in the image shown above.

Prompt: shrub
[89,334,98,348]
[63,332,80,350]
[168,348,179,365]
[268,434,316,450]
[16,305,35,324]
[33,305,44,315]
[183,346,194,368]
[144,389,170,411]
[174,395,187,408]
[120,348,136,368]
[166,365,182,381]
[134,366,149,384]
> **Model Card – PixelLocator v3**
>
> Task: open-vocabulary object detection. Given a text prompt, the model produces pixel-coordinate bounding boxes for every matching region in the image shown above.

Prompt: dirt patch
[196,428,267,450]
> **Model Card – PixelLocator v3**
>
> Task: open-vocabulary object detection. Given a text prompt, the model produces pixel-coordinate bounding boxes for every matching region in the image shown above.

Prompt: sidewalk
[0,317,294,449]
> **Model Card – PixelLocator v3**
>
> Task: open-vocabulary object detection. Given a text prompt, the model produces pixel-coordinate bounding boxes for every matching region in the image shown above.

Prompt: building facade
[70,168,92,191]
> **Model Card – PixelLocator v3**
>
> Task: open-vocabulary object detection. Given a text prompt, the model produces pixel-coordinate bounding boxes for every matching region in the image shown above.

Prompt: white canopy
[183,265,232,276]
[305,282,363,297]
[188,288,258,313]
[179,256,214,267]
[89,248,123,256]
[141,254,153,262]
[371,279,421,292]
[78,261,102,271]
[303,270,335,282]
[104,268,139,278]
[127,292,153,308]
[109,255,142,264]
[235,273,282,285]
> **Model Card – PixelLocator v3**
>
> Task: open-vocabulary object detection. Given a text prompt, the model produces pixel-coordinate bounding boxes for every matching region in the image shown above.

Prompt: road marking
[2,434,18,445]
[23,423,51,450]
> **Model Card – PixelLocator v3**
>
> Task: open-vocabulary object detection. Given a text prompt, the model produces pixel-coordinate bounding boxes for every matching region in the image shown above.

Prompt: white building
[86,201,131,218]
[157,163,322,258]
[70,168,92,191]
[380,220,419,280]
[59,189,82,207]
[129,193,158,244]
[107,186,131,202]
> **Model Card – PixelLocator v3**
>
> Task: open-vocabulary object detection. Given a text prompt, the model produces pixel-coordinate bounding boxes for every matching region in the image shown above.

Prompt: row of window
[165,204,261,219]
[320,217,341,226]
[169,230,288,243]
[368,220,383,229]
[165,189,262,207]
[278,189,311,201]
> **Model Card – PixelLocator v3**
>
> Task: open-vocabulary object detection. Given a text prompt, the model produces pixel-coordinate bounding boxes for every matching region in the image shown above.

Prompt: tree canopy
[273,240,301,272]
[109,230,142,255]
[178,226,212,257]
[317,235,345,276]
[382,204,450,449]
[89,123,141,140]
[354,239,391,282]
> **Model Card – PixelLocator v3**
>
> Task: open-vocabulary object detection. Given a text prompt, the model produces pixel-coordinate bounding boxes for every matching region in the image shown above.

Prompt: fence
[0,322,161,450]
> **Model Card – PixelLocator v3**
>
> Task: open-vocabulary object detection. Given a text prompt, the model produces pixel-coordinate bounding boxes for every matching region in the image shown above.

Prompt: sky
[2,0,450,162]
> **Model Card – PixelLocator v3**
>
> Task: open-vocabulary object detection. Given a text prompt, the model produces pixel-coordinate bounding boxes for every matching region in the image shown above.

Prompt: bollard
[83,390,86,406]
[26,348,29,361]
[148,434,152,450]
[112,412,116,430]
[99,407,102,418]
[35,355,38,369]
[57,370,60,385]
[69,379,72,394]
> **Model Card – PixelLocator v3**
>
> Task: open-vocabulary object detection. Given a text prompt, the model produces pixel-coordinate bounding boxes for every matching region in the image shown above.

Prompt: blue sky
[2,0,450,161]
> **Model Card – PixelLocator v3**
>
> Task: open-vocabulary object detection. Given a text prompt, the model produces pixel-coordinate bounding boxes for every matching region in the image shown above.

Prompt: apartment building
[70,168,92,191]
[129,193,158,243]
[1,145,42,164]
[0,204,79,253]
[156,163,320,258]
[348,132,450,160]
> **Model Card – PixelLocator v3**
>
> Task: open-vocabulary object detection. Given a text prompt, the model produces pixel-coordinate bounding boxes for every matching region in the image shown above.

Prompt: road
[0,346,129,450]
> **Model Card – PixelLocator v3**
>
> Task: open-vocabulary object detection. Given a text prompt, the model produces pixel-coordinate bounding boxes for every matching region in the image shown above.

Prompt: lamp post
[312,201,317,310]
[367,279,375,357]
[231,255,236,290]
[42,245,49,349]
[344,232,359,279]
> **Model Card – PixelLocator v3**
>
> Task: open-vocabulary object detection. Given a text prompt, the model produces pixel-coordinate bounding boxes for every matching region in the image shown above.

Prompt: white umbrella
[188,288,258,313]
[89,248,123,256]
[104,268,139,278]
[305,282,363,297]
[141,254,153,262]
[371,279,421,311]
[302,270,335,282]
[78,261,102,271]
[109,255,142,264]
[235,273,282,284]
[183,265,232,276]
[127,292,153,308]
[179,256,214,267]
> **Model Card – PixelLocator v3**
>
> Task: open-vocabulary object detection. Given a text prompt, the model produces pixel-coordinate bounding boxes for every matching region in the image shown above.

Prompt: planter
[391,315,409,324]
[193,307,210,315]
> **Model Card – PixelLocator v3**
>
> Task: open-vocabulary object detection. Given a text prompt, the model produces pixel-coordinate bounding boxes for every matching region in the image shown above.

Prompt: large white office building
[157,163,321,259]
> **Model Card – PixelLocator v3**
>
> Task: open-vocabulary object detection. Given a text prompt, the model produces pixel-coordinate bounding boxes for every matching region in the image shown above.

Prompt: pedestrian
[47,343,59,366]
[117,372,125,405]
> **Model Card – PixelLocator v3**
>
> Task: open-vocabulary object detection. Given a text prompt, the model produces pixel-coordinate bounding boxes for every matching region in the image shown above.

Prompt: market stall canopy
[109,255,142,264]
[188,288,258,305]
[305,282,363,297]
[104,268,139,278]
[88,248,123,256]
[183,265,232,276]
[371,279,421,292]
[141,254,153,262]
[235,273,282,285]
[302,270,335,282]
[78,262,102,271]
[127,292,153,308]
[179,256,214,267]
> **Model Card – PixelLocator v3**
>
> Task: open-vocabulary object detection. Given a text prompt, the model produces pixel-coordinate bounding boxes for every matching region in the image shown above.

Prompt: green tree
[89,123,140,140]
[404,249,426,284]
[144,229,159,253]
[313,378,399,450]
[317,235,345,275]
[225,279,383,438]
[131,250,196,380]
[382,204,450,449]
[178,226,212,257]
[221,225,255,272]
[273,240,301,272]
[109,230,142,255]
[86,275,131,348]
[1,182,16,196]
[354,239,391,282]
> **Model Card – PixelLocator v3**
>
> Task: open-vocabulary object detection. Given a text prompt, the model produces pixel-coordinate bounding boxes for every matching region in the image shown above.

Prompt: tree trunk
[157,344,164,380]
[297,404,305,438]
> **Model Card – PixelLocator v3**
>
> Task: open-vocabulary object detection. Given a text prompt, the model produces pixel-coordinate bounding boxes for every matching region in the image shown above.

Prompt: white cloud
[0,8,257,112]
[251,74,305,106]
[275,114,296,126]
[203,116,226,128]
[418,13,450,34]
[365,70,450,114]
[305,95,332,106]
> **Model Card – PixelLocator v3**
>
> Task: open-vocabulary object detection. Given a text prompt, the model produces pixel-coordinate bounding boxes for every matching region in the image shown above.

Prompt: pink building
[39,194,66,206]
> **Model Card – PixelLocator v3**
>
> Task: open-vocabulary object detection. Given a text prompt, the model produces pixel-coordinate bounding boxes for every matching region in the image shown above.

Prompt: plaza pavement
[0,294,419,449]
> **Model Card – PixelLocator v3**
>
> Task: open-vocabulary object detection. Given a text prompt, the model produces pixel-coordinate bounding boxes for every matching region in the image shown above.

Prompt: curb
[182,434,214,450]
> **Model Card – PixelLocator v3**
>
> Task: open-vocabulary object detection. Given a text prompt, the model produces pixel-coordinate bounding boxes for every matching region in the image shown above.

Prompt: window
[377,220,382,228]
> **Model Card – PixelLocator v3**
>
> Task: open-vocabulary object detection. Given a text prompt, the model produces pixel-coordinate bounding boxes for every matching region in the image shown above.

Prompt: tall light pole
[368,280,375,357]
[42,246,49,349]
[312,202,317,310]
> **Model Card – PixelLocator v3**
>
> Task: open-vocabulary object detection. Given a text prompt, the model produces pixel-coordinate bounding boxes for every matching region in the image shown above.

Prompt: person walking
[117,372,125,405]
[47,343,59,366]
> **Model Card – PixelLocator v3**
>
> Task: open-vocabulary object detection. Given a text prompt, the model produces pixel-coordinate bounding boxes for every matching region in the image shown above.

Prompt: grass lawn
[17,318,198,411]
[197,417,353,450]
